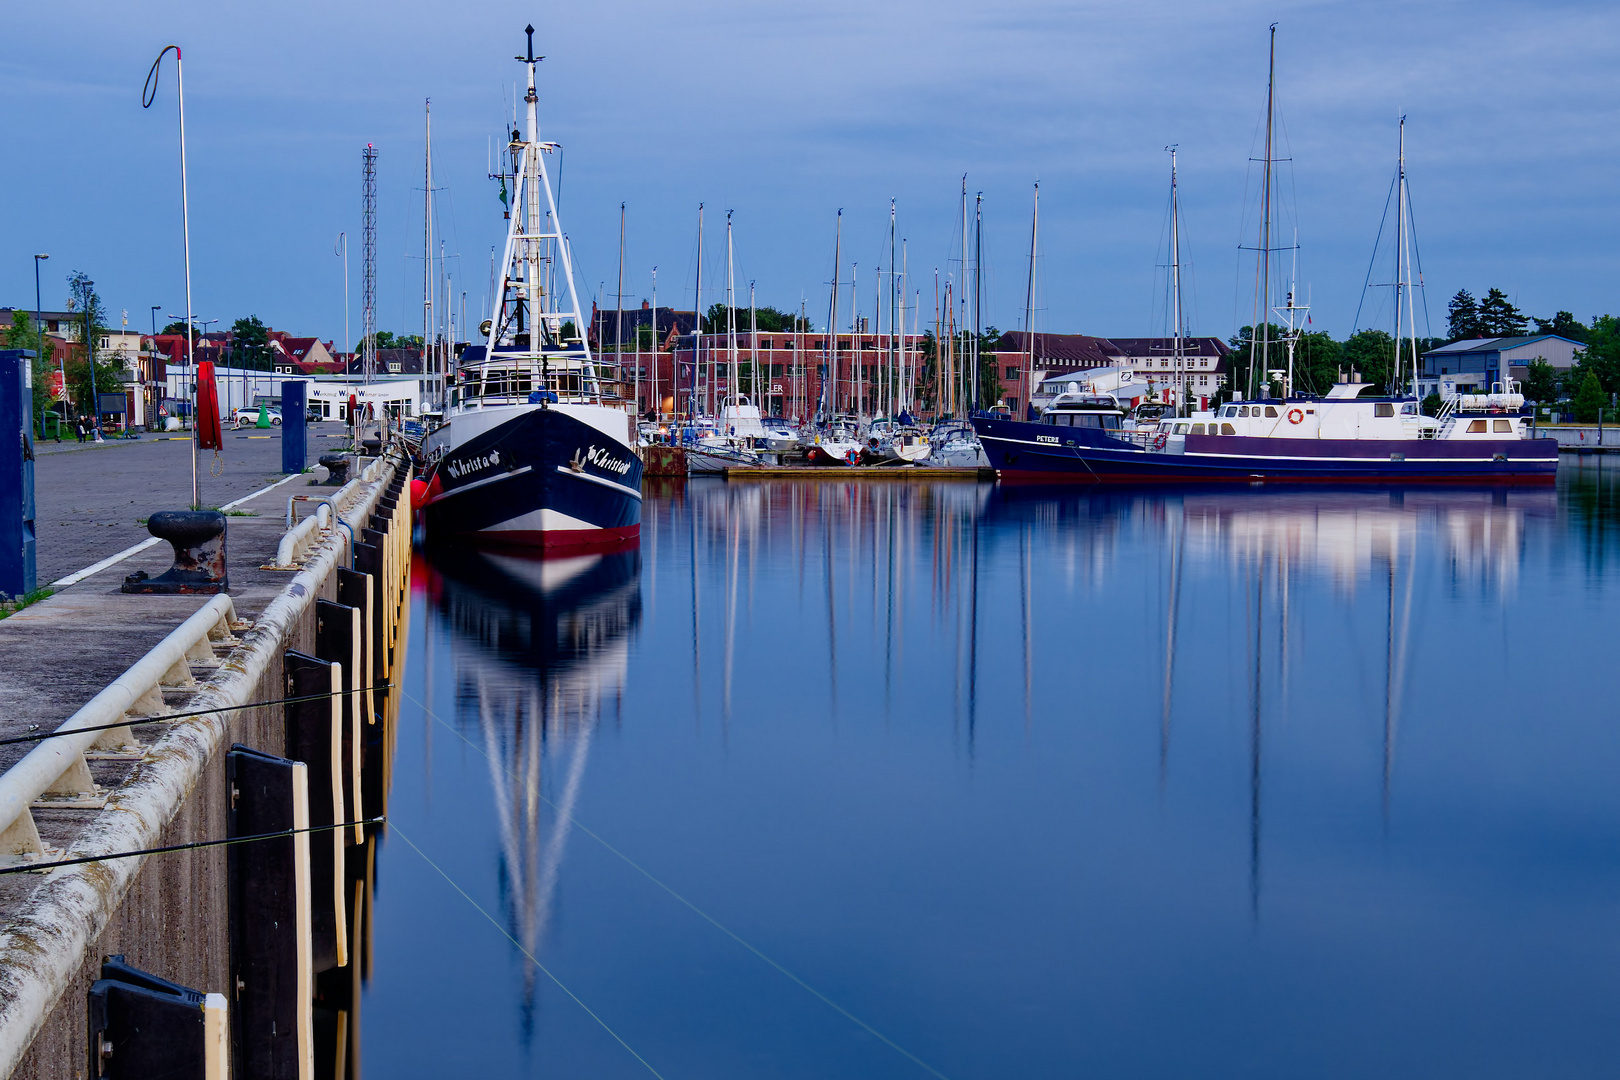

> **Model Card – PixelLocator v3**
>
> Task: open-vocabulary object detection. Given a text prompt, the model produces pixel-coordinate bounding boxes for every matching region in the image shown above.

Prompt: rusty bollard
[122,510,229,594]
[318,454,350,485]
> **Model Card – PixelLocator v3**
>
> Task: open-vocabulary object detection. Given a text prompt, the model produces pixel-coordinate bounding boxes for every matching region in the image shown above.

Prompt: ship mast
[481,25,595,398]
[1248,24,1279,401]
[1167,149,1184,415]
[1023,181,1039,420]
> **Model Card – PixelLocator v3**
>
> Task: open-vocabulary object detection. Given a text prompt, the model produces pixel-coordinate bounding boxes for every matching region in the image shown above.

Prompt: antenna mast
[362,145,377,389]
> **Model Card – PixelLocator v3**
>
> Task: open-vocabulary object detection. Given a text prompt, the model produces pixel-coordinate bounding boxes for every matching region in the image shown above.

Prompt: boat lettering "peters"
[584,445,632,476]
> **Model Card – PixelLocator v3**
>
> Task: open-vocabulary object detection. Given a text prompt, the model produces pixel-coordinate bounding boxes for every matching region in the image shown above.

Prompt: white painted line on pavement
[50,473,304,588]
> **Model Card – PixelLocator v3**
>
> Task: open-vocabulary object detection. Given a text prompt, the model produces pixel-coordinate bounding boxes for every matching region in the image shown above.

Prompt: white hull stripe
[555,465,642,499]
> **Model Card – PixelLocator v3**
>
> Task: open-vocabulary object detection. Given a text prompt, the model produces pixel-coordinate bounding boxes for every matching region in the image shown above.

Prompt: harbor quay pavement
[31,424,352,584]
[0,444,365,907]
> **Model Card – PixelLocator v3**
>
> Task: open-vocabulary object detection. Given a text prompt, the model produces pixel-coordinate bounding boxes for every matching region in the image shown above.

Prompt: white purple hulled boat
[973,382,1558,484]
[418,27,640,552]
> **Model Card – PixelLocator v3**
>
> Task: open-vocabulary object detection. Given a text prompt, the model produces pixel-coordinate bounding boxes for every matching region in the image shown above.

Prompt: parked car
[233,406,282,427]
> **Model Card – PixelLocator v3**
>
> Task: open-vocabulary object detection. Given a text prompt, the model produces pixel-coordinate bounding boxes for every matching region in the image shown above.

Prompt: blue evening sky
[5,0,1616,347]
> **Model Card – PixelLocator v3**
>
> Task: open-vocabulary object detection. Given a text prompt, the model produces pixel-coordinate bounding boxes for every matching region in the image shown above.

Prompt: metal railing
[0,595,241,866]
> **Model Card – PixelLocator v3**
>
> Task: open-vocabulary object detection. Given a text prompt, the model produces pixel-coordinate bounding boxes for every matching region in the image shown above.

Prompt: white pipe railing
[0,595,239,866]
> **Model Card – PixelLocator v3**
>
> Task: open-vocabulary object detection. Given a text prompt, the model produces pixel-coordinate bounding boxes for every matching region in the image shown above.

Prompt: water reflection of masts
[1248,553,1265,921]
[1159,504,1184,787]
[1383,534,1415,823]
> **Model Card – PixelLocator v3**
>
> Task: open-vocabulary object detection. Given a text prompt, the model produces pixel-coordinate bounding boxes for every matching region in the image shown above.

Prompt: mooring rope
[403,688,953,1080]
[0,685,394,747]
[0,817,386,876]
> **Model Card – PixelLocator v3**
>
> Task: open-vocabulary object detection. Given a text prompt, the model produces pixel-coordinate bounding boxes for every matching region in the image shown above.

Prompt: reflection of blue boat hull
[421,406,643,551]
[972,417,1559,484]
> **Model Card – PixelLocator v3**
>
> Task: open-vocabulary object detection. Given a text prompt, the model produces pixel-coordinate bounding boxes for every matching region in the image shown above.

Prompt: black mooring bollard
[122,511,228,594]
[317,454,350,485]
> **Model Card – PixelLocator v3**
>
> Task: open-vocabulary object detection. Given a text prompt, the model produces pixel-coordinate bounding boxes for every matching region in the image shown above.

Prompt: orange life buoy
[1287,408,1305,425]
[1153,433,1167,450]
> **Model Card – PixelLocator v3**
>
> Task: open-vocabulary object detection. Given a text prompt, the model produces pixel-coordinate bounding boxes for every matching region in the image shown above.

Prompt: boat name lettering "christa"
[446,449,501,480]
[585,445,632,475]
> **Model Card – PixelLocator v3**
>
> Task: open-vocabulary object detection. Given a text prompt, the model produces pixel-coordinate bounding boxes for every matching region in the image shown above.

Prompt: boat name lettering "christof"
[584,445,632,475]
[446,449,502,480]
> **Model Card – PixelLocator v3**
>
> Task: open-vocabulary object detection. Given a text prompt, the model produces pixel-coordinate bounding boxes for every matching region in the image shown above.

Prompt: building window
[1004,365,1019,379]
[388,362,401,373]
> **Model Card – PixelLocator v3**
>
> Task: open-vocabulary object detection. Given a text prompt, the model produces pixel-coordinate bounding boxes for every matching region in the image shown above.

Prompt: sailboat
[419,26,642,550]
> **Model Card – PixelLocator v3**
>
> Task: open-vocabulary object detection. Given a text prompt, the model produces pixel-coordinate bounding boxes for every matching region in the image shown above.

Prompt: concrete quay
[0,439,411,1078]
[30,425,354,585]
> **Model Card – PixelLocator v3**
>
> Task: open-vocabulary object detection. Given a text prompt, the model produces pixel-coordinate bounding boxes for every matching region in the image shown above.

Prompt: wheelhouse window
[1493,419,1513,432]
[1467,419,1487,433]
[1191,423,1205,434]
[1264,406,1278,418]
[1374,403,1395,417]
[1221,423,1237,435]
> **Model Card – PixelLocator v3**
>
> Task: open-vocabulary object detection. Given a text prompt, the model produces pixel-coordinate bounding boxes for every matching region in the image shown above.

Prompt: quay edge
[0,453,410,1079]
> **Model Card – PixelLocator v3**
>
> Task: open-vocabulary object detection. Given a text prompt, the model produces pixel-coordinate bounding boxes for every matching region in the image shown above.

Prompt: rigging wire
[404,688,954,1080]
[391,824,669,1079]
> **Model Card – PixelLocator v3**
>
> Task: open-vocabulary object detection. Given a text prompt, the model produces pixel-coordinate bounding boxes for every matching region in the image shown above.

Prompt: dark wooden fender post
[335,569,374,841]
[87,956,228,1079]
[351,542,386,688]
[314,599,364,846]
[227,746,313,1080]
[284,649,346,973]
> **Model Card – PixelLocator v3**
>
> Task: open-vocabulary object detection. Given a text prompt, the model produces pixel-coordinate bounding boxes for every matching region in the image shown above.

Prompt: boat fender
[1287,408,1305,425]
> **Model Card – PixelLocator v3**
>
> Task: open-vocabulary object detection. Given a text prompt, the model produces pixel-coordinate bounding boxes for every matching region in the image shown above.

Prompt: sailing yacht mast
[972,192,983,412]
[1167,149,1184,416]
[1248,24,1279,401]
[691,204,703,423]
[890,200,899,420]
[1023,182,1039,420]
[725,211,737,413]
[749,281,758,407]
[1394,116,1418,396]
[825,210,842,424]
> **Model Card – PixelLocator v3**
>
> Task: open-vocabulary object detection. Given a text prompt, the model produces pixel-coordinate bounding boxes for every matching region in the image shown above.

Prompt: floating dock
[721,466,993,480]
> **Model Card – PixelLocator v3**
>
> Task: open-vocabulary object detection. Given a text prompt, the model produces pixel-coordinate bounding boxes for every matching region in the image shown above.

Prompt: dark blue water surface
[365,462,1620,1078]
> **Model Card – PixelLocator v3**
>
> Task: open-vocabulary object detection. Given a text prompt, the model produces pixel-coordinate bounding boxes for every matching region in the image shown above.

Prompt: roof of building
[1106,336,1232,359]
[1423,333,1585,356]
[996,332,1122,369]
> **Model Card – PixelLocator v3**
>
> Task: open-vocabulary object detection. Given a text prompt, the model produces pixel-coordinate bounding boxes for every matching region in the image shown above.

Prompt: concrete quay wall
[0,454,407,1079]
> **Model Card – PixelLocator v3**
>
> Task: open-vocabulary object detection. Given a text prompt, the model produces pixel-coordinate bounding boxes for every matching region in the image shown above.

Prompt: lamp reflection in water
[420,542,641,1034]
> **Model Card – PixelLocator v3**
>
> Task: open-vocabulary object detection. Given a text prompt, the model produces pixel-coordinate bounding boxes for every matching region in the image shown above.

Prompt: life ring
[1152,433,1168,450]
[844,448,860,465]
[1287,408,1305,425]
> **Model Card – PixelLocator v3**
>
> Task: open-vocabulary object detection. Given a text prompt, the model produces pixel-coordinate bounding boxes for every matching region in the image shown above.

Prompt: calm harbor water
[366,462,1620,1078]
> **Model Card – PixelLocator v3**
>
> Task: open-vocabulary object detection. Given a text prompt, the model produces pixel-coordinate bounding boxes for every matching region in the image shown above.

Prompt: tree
[1522,357,1559,403]
[4,312,56,431]
[1447,289,1482,341]
[1533,311,1589,343]
[230,315,272,371]
[1573,314,1620,395]
[1573,369,1606,423]
[1476,287,1527,337]
[1226,323,1292,397]
[1341,329,1396,389]
[66,273,117,415]
[1293,331,1344,395]
[699,303,806,335]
